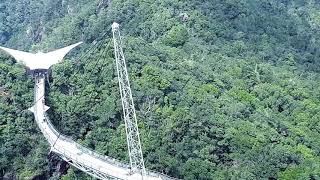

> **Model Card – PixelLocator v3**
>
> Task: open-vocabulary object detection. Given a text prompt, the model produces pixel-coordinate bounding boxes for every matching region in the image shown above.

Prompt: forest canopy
[1,0,320,179]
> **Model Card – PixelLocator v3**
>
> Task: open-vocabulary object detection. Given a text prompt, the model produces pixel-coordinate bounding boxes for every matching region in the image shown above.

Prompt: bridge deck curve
[30,74,172,180]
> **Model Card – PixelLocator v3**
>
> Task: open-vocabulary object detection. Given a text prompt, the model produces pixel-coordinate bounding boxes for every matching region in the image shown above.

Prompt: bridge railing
[33,81,59,145]
[43,111,132,170]
[44,105,176,179]
[33,76,177,180]
[45,112,177,179]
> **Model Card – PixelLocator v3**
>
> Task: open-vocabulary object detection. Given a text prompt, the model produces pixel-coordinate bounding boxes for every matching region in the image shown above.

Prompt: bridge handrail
[44,113,177,179]
[43,112,132,170]
[33,80,128,170]
[43,106,176,179]
[33,76,177,180]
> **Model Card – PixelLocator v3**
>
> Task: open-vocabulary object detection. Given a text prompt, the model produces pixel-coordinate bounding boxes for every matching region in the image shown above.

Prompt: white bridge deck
[30,74,172,180]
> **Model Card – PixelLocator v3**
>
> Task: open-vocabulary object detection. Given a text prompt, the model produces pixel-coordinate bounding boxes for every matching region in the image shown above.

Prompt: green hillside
[1,0,320,179]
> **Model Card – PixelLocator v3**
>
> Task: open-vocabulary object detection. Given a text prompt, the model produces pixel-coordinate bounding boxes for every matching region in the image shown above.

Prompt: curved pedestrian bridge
[30,73,173,180]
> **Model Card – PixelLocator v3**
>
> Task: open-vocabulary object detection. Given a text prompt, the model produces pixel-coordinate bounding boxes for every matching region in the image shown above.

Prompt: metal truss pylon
[112,22,146,176]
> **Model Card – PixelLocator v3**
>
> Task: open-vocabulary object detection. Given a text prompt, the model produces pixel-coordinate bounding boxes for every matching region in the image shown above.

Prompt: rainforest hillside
[1,0,320,179]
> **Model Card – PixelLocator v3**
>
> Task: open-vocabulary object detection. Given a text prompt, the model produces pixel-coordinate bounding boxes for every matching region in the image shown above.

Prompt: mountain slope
[1,0,320,179]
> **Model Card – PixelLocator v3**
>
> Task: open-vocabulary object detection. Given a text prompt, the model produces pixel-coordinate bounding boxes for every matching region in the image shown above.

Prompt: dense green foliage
[1,0,320,179]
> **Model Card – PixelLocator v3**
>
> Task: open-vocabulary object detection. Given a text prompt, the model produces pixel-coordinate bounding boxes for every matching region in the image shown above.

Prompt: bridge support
[112,22,146,176]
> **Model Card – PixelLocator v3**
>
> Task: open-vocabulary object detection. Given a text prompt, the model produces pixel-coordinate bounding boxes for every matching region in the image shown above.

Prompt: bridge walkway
[30,73,171,180]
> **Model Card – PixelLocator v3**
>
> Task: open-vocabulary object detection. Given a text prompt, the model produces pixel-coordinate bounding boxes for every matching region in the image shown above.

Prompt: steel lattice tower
[112,22,146,175]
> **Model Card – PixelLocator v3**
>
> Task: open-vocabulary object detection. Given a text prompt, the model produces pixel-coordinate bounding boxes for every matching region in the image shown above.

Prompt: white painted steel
[1,25,177,179]
[30,73,166,180]
[112,22,146,175]
[0,42,82,70]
